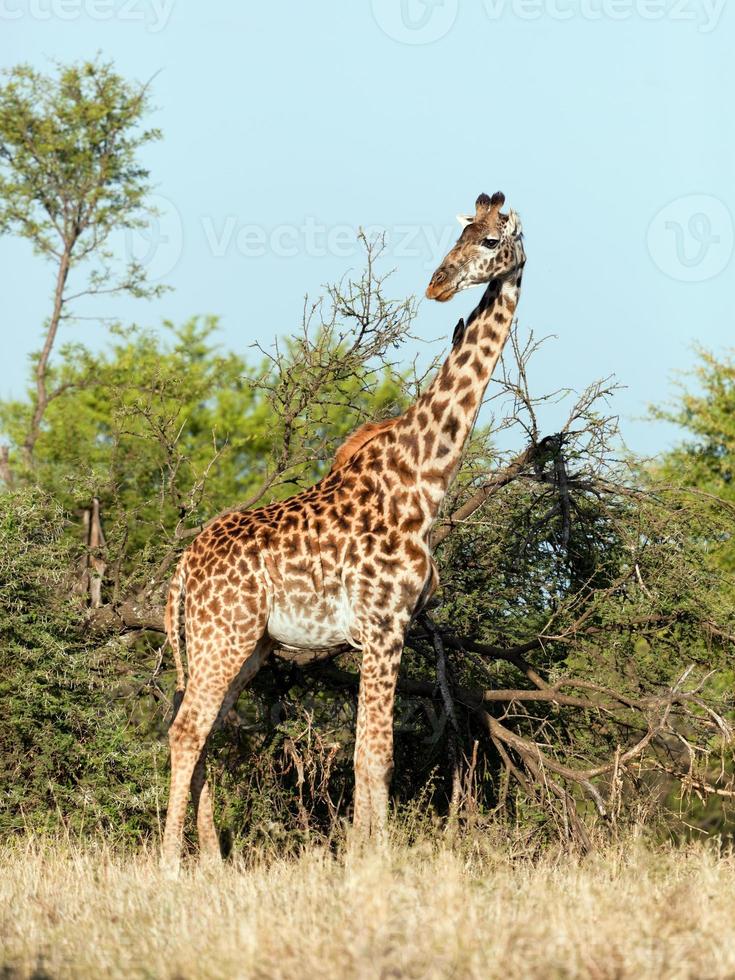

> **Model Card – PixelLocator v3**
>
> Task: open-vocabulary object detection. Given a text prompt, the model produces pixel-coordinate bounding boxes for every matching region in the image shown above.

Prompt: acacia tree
[0,59,164,479]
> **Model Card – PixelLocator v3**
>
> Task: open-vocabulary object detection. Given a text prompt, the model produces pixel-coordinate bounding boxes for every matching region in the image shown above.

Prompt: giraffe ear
[505,208,522,236]
[456,214,474,228]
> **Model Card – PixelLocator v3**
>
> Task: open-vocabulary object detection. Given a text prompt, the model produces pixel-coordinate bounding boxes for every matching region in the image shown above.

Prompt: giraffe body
[162,191,525,871]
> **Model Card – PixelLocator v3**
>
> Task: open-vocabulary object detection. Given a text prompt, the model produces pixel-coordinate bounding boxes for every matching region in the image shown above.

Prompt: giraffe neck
[396,271,522,513]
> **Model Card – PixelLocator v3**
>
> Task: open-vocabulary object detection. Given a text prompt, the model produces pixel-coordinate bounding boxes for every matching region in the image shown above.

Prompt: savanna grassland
[2,834,735,980]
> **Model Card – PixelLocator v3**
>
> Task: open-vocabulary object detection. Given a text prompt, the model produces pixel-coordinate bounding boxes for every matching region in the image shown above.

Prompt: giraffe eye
[481,238,500,249]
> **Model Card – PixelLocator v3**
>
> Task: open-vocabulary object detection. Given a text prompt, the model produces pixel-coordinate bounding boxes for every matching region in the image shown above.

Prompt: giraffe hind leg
[191,748,219,862]
[161,628,272,874]
[189,637,274,863]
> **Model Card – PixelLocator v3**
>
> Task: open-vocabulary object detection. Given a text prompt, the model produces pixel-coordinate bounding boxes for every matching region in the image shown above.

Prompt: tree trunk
[22,244,73,466]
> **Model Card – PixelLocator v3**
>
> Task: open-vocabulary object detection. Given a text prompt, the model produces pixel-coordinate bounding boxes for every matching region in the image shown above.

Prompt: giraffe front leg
[352,680,372,836]
[353,626,405,842]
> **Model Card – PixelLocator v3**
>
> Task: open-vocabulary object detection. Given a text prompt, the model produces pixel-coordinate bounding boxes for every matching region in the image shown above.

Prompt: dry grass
[2,831,735,979]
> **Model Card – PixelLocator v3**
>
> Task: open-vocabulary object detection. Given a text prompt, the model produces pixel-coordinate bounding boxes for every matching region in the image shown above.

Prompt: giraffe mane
[330,418,399,472]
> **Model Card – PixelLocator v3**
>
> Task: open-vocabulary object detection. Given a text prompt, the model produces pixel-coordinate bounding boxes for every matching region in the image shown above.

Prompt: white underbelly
[267,589,357,650]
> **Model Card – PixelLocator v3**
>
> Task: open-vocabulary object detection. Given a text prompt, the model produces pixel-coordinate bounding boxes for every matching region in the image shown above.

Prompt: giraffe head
[426,191,525,302]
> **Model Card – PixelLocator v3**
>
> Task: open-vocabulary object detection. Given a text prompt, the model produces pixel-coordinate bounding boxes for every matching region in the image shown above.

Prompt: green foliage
[0,488,166,838]
[652,346,735,571]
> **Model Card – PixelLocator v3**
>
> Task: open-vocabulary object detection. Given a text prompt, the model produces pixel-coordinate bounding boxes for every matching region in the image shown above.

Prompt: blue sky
[0,1,732,455]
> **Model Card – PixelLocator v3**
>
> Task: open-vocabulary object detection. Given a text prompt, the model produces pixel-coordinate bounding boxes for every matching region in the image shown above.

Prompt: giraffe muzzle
[426,269,457,302]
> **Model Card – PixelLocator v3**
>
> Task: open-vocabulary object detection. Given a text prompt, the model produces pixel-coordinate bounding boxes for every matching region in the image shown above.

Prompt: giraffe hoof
[160,855,181,880]
[199,848,223,870]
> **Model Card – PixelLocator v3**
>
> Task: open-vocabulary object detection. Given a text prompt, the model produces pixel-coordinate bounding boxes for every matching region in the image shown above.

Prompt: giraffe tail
[164,554,188,722]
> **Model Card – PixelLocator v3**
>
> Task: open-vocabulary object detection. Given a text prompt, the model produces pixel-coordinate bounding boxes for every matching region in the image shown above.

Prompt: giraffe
[161,191,525,871]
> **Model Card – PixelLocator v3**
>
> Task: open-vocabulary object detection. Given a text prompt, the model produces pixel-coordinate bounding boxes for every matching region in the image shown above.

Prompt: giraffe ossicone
[161,191,526,872]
